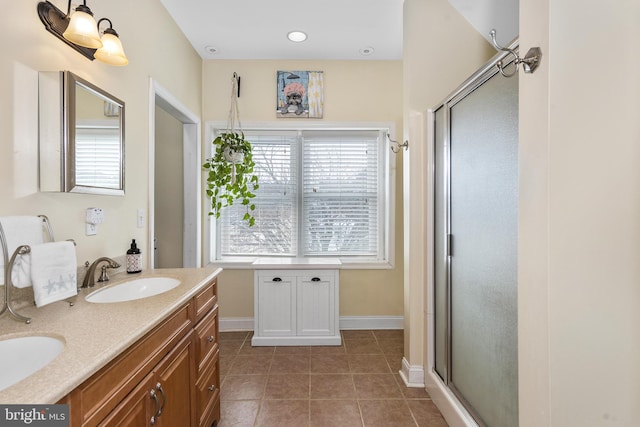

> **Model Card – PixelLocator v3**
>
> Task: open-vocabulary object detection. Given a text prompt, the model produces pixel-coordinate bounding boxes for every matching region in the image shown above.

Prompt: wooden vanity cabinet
[64,278,220,427]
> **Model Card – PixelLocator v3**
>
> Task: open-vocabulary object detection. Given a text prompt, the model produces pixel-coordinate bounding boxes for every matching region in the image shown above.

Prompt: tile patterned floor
[218,330,448,427]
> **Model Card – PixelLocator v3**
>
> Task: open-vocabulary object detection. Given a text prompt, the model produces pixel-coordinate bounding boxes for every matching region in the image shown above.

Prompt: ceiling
[448,0,519,47]
[159,0,404,61]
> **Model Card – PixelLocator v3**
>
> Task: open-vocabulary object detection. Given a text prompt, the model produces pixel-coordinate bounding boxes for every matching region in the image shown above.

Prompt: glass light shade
[63,9,102,49]
[94,32,129,66]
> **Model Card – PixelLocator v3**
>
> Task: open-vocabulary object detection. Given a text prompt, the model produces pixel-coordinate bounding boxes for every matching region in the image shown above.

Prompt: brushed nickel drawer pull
[207,335,214,343]
[156,383,166,416]
[208,384,216,392]
[150,389,160,425]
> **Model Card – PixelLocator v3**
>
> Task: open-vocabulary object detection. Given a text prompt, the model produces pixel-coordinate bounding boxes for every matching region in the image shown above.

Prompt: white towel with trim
[0,216,44,287]
[30,241,78,307]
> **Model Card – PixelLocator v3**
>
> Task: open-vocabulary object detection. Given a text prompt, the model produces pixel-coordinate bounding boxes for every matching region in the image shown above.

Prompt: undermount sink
[0,335,65,392]
[85,277,181,303]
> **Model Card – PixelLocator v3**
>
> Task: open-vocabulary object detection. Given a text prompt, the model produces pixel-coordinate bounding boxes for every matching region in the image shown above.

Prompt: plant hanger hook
[227,73,242,133]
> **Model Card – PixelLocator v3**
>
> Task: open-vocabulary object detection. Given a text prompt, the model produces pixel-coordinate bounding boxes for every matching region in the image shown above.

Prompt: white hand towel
[10,252,32,288]
[30,241,78,307]
[0,216,44,287]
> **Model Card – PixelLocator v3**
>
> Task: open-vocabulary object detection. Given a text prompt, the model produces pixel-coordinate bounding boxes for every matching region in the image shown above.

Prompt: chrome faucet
[82,257,121,288]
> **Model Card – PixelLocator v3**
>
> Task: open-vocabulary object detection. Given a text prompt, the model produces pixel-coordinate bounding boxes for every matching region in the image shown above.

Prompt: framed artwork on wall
[276,70,324,118]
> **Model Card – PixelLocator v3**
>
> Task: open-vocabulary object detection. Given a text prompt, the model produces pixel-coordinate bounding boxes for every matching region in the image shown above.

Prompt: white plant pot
[223,147,244,164]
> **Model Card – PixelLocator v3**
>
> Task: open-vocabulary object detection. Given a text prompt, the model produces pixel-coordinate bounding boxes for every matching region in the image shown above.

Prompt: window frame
[203,121,397,269]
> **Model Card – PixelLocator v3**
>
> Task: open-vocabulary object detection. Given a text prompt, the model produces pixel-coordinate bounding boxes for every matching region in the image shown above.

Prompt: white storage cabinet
[252,266,340,346]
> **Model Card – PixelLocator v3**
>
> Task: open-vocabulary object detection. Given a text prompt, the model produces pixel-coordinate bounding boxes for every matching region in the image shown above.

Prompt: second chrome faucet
[81,257,121,288]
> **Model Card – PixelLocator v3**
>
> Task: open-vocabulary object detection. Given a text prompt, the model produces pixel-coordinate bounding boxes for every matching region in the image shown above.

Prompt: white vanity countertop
[252,257,341,269]
[0,267,222,404]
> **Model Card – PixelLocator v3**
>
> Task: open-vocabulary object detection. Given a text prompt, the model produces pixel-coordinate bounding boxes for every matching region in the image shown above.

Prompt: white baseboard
[425,370,478,427]
[399,357,425,388]
[252,335,341,346]
[339,315,404,330]
[219,317,253,331]
[219,316,404,332]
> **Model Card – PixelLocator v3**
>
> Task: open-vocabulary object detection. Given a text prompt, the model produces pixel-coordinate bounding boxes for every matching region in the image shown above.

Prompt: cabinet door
[99,374,156,427]
[297,272,335,336]
[257,273,296,336]
[154,332,196,427]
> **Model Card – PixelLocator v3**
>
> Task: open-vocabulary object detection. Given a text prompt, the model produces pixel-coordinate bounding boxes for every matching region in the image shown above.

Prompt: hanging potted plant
[203,74,259,226]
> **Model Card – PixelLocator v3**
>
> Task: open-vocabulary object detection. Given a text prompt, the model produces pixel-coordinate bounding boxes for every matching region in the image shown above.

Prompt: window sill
[208,257,394,270]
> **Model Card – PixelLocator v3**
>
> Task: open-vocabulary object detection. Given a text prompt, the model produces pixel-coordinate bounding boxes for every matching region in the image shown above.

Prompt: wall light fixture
[37,1,129,66]
[94,19,129,66]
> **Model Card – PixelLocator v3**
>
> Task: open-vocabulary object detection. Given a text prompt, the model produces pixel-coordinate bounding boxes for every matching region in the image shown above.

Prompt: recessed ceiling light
[204,45,218,54]
[359,47,375,56]
[287,31,307,42]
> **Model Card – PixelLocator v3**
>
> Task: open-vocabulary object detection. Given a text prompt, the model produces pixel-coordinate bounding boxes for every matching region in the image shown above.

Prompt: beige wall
[202,60,404,319]
[402,0,494,374]
[519,0,640,425]
[0,0,201,265]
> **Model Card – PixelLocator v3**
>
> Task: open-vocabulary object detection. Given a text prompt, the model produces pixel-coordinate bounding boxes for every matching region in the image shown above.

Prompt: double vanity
[0,267,221,427]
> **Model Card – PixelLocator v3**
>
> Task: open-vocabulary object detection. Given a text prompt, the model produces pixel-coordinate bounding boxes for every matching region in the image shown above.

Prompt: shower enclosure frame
[426,40,520,427]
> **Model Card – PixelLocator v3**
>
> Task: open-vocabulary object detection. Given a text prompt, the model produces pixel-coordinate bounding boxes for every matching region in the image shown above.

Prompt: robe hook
[489,29,542,78]
[388,134,409,153]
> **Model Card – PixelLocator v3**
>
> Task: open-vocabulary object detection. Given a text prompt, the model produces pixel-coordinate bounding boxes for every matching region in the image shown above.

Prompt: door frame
[148,79,201,268]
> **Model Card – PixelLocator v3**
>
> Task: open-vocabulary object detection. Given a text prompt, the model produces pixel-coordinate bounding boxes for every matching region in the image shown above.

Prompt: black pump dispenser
[126,239,142,273]
[128,239,140,254]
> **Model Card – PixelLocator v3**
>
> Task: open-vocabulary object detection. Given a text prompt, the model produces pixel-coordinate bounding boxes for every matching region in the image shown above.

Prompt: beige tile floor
[218,330,448,427]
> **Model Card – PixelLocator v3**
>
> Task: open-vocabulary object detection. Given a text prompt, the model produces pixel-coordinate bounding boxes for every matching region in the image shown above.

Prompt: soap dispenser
[126,239,142,274]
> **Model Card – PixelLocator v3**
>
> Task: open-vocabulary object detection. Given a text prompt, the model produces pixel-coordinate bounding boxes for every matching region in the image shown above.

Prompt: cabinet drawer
[195,349,220,427]
[195,305,219,375]
[194,279,217,323]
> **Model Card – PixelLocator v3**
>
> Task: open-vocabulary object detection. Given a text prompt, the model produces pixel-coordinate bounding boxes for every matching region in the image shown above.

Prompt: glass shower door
[433,61,519,426]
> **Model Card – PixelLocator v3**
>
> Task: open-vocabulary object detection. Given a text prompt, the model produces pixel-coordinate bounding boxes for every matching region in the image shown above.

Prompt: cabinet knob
[272,277,282,282]
[311,277,321,282]
[208,384,217,392]
[207,335,215,343]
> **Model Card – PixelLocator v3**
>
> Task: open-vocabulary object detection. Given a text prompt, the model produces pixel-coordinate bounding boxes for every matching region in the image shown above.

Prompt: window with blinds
[303,131,379,256]
[220,132,298,256]
[75,123,122,189]
[215,127,388,262]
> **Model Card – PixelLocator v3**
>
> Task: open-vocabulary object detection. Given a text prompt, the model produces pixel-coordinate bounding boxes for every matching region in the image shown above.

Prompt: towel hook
[489,30,542,78]
[388,134,409,153]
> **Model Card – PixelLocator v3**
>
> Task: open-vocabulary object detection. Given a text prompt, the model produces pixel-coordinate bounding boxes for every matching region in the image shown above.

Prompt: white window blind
[75,124,121,189]
[302,131,379,256]
[220,132,298,256]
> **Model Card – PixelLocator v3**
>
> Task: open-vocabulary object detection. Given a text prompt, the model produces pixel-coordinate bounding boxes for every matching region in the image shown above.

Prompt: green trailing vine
[203,74,259,226]
[203,131,259,226]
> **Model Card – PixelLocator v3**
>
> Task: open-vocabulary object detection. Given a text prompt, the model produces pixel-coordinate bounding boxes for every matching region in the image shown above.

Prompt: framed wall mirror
[39,71,125,195]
